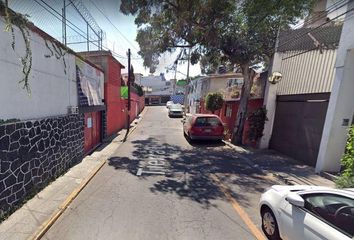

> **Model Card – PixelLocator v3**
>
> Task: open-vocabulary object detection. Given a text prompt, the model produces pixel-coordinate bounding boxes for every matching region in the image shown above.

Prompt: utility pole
[123,49,131,142]
[62,0,67,46]
[183,47,191,113]
[127,48,131,129]
[173,62,177,95]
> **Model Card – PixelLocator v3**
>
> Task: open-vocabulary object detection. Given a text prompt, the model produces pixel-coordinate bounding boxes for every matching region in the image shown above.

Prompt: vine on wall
[44,40,68,74]
[2,0,32,93]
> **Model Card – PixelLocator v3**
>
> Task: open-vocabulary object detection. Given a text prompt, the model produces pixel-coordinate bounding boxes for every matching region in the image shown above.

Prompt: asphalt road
[43,106,279,240]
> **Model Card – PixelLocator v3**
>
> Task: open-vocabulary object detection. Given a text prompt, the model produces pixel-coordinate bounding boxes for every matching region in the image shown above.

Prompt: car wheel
[261,207,280,240]
[186,131,193,142]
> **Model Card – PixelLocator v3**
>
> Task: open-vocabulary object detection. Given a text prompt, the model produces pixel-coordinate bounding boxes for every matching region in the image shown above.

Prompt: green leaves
[248,107,268,143]
[205,92,224,114]
[1,1,32,93]
[120,0,314,72]
[336,125,354,188]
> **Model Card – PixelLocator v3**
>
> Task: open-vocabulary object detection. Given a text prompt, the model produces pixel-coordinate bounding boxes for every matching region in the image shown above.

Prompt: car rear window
[194,117,221,127]
[170,105,182,111]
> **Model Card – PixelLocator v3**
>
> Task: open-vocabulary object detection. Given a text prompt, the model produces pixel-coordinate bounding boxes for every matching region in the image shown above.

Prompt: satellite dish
[268,72,283,84]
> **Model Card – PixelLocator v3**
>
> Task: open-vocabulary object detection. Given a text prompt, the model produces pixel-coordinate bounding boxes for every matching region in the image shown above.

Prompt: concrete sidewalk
[0,114,144,240]
[224,141,335,188]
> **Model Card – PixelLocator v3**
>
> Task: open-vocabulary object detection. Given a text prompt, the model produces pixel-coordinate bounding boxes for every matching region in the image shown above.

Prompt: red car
[183,114,224,141]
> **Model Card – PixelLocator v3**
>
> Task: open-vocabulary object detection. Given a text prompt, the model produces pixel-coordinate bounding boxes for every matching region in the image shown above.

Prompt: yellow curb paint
[211,174,266,240]
[30,160,106,240]
[31,108,148,240]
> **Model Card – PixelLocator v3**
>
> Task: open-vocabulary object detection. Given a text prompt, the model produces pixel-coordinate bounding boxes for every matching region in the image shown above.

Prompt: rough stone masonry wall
[0,114,84,218]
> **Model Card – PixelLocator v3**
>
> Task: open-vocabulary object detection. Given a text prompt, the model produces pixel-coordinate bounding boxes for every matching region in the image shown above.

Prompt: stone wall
[0,114,84,217]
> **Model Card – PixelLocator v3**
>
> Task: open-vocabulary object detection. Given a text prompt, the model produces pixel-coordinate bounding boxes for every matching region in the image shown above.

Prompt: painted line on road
[211,174,266,240]
[31,108,148,240]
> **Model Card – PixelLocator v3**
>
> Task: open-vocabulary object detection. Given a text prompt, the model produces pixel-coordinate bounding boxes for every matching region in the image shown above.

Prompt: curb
[222,140,290,185]
[223,140,334,187]
[320,171,338,182]
[30,160,106,240]
[222,140,261,169]
[30,108,147,240]
[211,174,266,240]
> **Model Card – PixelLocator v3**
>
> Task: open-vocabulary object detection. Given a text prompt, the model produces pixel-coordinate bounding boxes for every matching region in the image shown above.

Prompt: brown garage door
[270,93,330,166]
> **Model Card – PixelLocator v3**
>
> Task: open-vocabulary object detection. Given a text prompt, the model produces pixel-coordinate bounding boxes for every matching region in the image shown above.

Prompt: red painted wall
[84,111,101,154]
[200,99,263,144]
[124,93,145,123]
[106,57,125,136]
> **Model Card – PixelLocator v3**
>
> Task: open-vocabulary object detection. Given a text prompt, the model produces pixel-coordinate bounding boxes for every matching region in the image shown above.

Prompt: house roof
[277,24,343,52]
[208,72,244,79]
[79,51,125,68]
[145,89,173,96]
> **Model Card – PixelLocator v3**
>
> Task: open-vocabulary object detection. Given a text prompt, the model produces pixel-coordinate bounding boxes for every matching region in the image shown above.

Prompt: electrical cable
[29,0,129,59]
[279,5,354,60]
[87,0,139,52]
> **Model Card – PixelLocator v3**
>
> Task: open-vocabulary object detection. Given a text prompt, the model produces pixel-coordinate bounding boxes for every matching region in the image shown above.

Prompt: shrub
[135,84,144,97]
[248,107,267,143]
[0,119,20,125]
[205,92,223,114]
[336,125,354,188]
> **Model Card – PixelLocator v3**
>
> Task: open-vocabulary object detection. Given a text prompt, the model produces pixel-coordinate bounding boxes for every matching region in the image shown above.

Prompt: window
[227,79,233,88]
[302,193,354,237]
[225,104,232,117]
[194,117,222,127]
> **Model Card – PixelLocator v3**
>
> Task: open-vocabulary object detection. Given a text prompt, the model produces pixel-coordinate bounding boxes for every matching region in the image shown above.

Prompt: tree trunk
[232,63,255,145]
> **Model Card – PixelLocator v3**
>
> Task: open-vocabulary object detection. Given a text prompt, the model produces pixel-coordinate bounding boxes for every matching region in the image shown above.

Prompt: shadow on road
[108,137,276,208]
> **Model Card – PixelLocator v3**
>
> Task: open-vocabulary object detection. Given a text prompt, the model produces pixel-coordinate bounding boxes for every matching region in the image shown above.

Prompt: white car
[166,101,174,109]
[168,104,183,117]
[259,185,354,240]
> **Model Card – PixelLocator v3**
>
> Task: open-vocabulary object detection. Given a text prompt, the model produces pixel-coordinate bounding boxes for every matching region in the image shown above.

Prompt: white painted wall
[277,50,337,95]
[0,17,77,120]
[188,77,206,114]
[316,2,354,172]
[260,52,282,149]
[140,75,167,91]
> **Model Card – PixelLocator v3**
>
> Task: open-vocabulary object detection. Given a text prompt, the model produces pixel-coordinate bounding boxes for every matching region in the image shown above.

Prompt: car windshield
[170,104,182,110]
[303,193,354,237]
[194,117,221,127]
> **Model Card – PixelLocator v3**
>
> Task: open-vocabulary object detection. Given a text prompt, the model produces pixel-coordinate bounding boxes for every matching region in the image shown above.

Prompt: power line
[291,0,348,30]
[34,0,94,42]
[87,0,140,53]
[276,2,353,54]
[30,0,132,60]
[281,5,354,60]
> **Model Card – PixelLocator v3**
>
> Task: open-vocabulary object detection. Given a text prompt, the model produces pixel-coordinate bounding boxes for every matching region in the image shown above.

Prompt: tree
[336,125,354,188]
[205,92,223,114]
[120,0,314,144]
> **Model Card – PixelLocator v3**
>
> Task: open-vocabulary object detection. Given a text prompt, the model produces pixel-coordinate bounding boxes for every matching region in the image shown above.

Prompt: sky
[6,0,201,80]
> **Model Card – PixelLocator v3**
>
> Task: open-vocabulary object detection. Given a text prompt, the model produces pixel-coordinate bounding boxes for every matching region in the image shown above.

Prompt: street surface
[43,106,279,240]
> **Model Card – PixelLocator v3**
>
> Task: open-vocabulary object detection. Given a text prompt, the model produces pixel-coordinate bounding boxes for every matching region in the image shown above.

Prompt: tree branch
[163,0,178,10]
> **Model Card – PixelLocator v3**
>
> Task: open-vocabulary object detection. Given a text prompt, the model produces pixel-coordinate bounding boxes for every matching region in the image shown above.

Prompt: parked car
[259,185,354,240]
[168,104,184,117]
[183,114,224,141]
[166,101,174,109]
